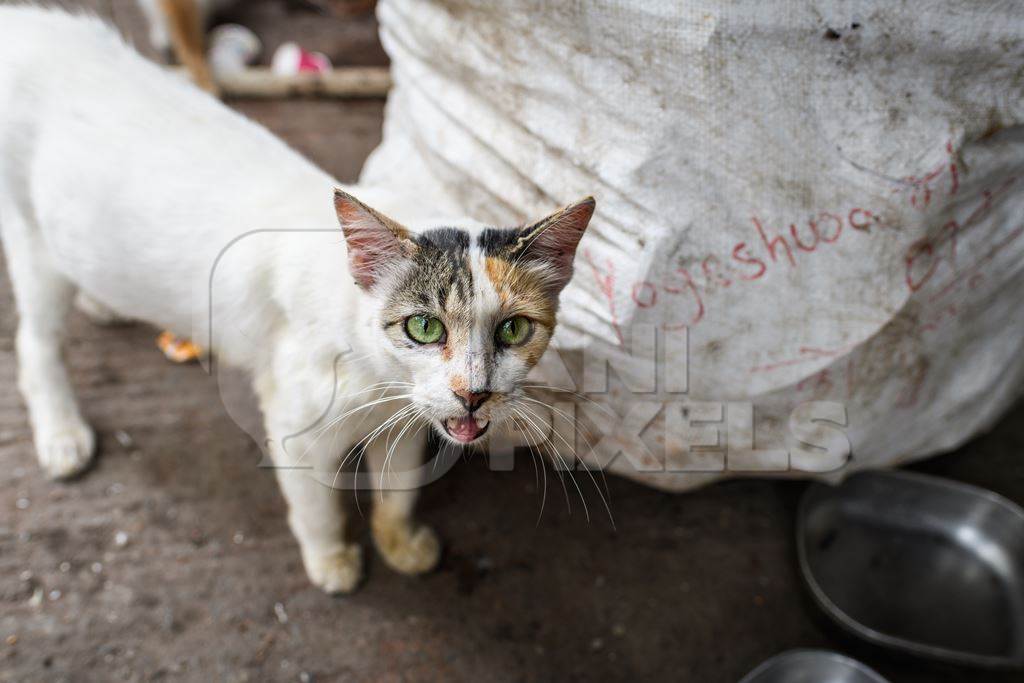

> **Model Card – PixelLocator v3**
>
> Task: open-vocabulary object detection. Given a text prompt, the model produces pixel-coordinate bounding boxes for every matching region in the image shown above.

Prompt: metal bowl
[798,470,1024,668]
[738,649,889,683]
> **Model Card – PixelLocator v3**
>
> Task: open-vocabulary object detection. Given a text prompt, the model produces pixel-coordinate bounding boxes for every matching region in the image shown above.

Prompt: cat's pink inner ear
[520,197,596,291]
[334,189,413,290]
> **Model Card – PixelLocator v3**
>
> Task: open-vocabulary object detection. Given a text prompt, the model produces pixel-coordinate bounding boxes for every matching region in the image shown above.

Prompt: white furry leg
[271,439,363,593]
[274,439,362,593]
[2,207,94,479]
[365,426,440,575]
[261,385,363,594]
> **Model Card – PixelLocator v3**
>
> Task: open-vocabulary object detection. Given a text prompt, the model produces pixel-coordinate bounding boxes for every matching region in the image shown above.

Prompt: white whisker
[517,394,612,504]
[515,404,586,520]
[508,411,548,525]
[380,406,427,499]
[332,403,418,493]
[516,401,615,528]
[512,405,575,517]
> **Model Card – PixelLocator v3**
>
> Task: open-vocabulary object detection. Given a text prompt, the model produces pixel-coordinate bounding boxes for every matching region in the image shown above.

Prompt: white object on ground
[207,23,261,76]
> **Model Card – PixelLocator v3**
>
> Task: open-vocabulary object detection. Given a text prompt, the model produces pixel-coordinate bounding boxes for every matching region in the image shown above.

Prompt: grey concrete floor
[1,2,1023,681]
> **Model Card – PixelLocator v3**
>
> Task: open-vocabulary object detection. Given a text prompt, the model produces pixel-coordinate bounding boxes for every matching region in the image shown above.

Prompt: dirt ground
[2,2,1023,682]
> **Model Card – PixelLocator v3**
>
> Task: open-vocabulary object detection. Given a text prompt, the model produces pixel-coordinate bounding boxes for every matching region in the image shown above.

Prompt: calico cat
[0,8,593,592]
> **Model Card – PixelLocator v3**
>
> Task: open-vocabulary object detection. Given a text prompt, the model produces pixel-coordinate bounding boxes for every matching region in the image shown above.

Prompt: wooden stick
[176,66,392,99]
[161,0,219,95]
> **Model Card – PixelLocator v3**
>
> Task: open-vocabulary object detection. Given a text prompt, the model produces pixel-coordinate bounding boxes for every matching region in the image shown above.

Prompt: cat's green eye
[405,315,445,344]
[496,316,533,346]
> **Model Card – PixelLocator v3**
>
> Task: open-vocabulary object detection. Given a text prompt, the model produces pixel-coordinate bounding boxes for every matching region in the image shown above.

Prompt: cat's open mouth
[443,415,490,443]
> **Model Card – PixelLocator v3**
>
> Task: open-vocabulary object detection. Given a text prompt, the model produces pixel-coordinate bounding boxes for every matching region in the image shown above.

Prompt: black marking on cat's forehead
[386,226,476,318]
[412,228,472,303]
[413,227,471,252]
[477,227,525,257]
[413,225,528,258]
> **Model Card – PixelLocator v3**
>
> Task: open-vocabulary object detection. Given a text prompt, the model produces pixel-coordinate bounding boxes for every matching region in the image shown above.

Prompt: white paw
[372,517,441,576]
[303,545,363,594]
[36,421,95,480]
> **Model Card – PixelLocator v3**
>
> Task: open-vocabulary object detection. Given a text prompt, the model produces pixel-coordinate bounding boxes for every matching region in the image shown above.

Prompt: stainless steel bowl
[738,649,889,683]
[798,470,1024,668]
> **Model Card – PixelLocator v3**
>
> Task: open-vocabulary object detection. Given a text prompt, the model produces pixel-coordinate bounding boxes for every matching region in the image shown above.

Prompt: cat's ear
[512,197,595,293]
[334,189,417,290]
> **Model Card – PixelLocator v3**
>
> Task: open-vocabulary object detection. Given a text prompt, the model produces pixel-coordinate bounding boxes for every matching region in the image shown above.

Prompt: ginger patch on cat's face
[483,256,556,365]
[483,257,555,324]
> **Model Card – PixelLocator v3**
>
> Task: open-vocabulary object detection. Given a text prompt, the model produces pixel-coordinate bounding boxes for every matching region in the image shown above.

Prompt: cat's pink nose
[452,389,491,413]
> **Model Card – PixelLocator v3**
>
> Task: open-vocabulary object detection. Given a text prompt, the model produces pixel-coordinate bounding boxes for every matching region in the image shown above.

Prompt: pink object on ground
[271,42,332,75]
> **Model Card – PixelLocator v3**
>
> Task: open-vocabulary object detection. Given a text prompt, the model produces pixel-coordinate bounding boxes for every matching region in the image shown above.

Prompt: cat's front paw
[303,545,363,594]
[372,514,441,576]
[36,420,95,480]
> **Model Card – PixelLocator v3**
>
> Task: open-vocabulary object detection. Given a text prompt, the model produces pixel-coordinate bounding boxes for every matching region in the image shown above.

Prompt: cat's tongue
[444,415,488,443]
